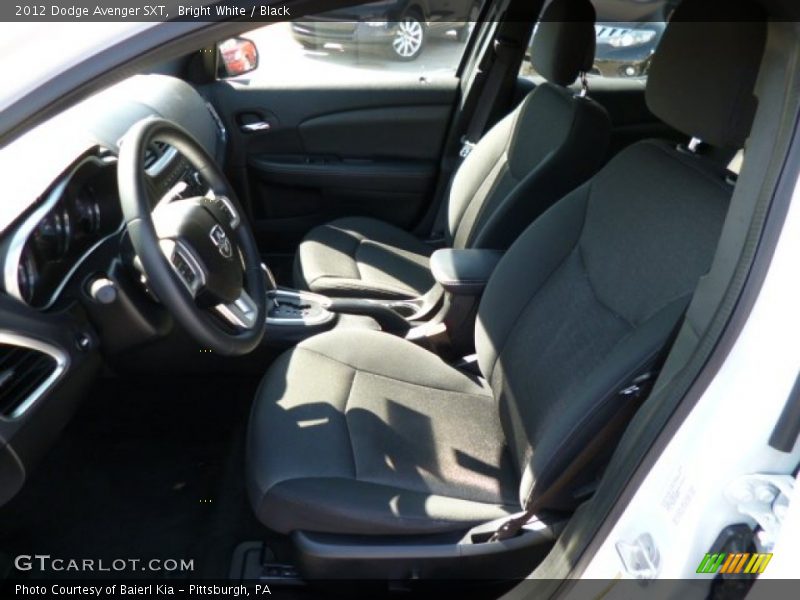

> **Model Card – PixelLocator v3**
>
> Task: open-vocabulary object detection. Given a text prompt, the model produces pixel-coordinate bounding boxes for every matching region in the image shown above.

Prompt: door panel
[249,156,437,194]
[298,105,451,159]
[207,79,458,252]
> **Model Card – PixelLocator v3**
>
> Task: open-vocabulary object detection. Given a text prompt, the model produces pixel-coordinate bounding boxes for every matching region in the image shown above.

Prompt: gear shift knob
[260,262,278,293]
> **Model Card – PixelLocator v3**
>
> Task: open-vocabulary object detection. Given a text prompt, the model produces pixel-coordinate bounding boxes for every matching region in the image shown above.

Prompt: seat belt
[425,1,533,241]
[490,311,690,542]
[459,37,519,159]
[428,35,521,242]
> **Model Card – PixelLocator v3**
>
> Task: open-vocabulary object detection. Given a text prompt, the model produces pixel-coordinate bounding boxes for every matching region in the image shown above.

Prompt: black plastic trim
[769,372,800,453]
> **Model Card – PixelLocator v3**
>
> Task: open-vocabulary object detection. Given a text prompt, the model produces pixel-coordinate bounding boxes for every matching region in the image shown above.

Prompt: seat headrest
[645,0,767,149]
[530,0,596,87]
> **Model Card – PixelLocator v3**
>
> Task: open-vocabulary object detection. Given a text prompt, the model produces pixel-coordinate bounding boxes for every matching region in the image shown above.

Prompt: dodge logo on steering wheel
[209,224,233,259]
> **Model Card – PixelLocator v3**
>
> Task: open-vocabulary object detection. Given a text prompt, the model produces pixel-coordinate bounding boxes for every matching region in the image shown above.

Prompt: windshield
[0,22,149,111]
[0,22,154,232]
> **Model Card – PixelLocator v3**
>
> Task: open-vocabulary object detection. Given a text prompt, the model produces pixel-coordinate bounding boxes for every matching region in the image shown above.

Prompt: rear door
[203,10,480,261]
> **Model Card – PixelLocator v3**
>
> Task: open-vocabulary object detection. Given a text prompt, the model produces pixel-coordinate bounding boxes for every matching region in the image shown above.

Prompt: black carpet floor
[0,373,276,580]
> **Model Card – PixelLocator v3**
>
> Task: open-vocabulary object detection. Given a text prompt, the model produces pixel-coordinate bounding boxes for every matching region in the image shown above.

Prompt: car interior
[0,0,797,593]
[294,0,611,302]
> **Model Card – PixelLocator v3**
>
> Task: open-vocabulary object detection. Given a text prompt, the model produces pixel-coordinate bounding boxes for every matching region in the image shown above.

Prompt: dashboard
[0,73,228,507]
[7,153,122,309]
[4,142,212,311]
[1,74,226,313]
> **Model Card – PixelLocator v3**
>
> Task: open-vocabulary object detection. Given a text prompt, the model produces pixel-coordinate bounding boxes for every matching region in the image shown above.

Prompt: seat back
[474,0,767,511]
[446,0,610,251]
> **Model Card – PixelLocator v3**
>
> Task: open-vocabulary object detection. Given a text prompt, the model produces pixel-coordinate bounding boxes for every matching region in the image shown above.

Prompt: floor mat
[0,374,272,579]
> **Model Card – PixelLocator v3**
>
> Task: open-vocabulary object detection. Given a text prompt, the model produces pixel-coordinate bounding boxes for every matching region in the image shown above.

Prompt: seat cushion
[293,217,436,300]
[246,329,519,535]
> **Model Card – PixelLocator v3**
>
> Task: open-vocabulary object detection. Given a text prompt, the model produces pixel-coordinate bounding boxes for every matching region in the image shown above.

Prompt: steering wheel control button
[173,254,196,285]
[159,239,206,297]
[217,196,240,228]
[205,194,240,229]
[88,277,118,304]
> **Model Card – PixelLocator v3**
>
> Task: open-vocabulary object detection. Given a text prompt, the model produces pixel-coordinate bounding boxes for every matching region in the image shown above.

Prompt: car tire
[456,3,480,43]
[388,13,426,61]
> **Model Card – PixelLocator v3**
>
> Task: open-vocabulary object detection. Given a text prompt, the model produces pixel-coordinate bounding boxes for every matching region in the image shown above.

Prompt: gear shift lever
[258,267,334,329]
[261,263,279,306]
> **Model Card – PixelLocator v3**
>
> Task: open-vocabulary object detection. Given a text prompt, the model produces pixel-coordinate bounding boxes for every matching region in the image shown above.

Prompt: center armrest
[429,249,503,296]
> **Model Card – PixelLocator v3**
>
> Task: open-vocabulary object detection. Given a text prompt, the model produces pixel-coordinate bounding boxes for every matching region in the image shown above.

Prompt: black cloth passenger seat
[293,0,611,300]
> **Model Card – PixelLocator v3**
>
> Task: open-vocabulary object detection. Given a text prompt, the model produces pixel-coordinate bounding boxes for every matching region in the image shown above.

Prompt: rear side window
[522,0,674,83]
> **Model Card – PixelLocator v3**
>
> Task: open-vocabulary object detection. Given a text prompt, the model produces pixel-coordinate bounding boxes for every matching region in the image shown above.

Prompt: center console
[261,288,344,346]
[262,287,421,345]
[261,248,503,355]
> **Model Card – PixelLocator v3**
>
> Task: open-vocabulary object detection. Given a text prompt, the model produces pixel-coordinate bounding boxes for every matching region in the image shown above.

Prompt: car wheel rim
[393,18,423,57]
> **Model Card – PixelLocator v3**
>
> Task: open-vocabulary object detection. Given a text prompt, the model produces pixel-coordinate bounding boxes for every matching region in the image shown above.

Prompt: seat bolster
[476,185,590,381]
[520,297,690,509]
[449,83,610,251]
[259,477,515,535]
[468,86,610,250]
[294,217,435,299]
[246,347,358,521]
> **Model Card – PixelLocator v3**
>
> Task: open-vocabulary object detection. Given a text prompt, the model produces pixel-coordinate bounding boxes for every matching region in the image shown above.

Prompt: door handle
[240,121,271,133]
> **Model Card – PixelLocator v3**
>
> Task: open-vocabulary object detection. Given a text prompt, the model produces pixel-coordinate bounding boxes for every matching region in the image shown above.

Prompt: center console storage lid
[430,249,503,296]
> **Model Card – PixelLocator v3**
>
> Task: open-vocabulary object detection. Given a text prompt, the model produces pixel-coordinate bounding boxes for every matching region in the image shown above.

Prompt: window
[522,0,672,83]
[222,1,486,84]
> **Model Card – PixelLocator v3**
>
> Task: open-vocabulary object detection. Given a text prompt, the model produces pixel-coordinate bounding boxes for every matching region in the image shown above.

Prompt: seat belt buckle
[489,518,517,542]
[618,371,656,399]
[459,137,476,158]
[488,509,535,542]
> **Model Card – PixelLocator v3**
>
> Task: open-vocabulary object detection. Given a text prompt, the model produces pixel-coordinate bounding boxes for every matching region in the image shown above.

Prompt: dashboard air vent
[143,146,159,169]
[0,342,60,418]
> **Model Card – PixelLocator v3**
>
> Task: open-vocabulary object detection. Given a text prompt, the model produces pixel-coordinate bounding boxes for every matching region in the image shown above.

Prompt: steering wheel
[118,118,266,356]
